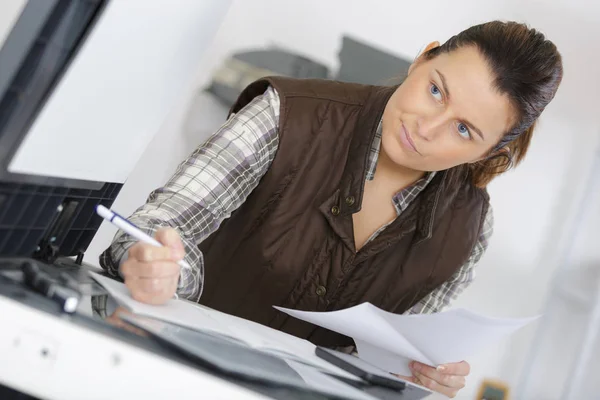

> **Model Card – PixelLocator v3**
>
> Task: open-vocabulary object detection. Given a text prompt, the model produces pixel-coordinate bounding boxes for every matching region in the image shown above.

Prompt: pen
[95,205,191,270]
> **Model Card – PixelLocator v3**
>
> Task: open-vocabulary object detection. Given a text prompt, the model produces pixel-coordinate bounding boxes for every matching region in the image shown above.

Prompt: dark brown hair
[423,21,563,187]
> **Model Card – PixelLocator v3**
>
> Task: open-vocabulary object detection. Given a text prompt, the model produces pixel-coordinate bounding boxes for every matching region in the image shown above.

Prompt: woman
[100,21,562,397]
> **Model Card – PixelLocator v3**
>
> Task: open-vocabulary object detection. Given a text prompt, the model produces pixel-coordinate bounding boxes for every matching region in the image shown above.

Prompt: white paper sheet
[274,303,539,376]
[284,360,378,400]
[89,273,359,381]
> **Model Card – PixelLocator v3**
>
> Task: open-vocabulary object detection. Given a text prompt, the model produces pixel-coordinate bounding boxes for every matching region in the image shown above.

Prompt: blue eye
[430,84,443,101]
[457,122,471,139]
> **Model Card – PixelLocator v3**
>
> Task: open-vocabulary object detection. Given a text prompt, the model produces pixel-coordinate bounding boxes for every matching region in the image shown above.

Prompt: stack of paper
[275,303,538,376]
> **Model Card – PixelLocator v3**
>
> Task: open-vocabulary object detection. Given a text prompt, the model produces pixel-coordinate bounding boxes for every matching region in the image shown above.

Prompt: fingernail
[411,362,419,371]
[437,365,447,372]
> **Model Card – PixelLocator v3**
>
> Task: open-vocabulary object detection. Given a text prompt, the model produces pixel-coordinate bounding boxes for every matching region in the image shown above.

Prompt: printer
[0,2,432,399]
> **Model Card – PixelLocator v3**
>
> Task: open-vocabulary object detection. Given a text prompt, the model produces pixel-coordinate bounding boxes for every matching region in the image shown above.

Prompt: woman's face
[381,45,516,172]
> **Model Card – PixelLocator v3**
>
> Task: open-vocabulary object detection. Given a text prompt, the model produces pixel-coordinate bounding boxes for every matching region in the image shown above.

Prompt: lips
[400,123,419,154]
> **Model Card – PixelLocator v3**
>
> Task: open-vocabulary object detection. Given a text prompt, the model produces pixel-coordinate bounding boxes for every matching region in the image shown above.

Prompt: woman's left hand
[397,360,470,398]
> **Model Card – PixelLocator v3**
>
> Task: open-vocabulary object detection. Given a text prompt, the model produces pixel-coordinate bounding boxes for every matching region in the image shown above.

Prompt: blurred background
[3,1,599,398]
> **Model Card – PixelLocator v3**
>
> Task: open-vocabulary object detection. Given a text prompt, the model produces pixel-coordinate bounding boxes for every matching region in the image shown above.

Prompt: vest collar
[338,85,396,217]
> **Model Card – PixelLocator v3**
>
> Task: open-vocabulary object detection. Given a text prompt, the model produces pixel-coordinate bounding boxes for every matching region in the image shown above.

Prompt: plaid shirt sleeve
[99,87,281,302]
[405,203,495,315]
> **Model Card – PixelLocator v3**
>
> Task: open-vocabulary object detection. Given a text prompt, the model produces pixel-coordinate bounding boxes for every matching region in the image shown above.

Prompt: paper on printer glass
[274,303,538,376]
[89,272,360,381]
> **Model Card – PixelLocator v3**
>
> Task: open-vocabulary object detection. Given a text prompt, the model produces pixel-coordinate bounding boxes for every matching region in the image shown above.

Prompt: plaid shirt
[100,86,494,313]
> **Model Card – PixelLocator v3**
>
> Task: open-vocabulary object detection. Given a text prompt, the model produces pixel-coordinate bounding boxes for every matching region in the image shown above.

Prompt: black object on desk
[315,347,432,400]
[316,347,407,391]
[21,261,81,313]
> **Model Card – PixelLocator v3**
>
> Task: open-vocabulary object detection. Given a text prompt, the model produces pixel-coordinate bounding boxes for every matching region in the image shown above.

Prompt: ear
[408,41,441,74]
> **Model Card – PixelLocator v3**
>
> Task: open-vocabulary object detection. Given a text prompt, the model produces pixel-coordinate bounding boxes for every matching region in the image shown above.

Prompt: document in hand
[274,303,539,376]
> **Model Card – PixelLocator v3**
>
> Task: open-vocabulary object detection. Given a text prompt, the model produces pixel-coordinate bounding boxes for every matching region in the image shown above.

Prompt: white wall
[515,150,600,399]
[0,0,25,44]
[85,1,600,398]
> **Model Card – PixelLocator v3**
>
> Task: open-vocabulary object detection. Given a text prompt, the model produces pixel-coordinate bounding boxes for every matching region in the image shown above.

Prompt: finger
[436,361,470,376]
[127,276,178,305]
[128,275,178,294]
[131,289,176,305]
[155,228,185,252]
[413,371,458,398]
[410,362,466,389]
[129,242,182,263]
[121,259,180,279]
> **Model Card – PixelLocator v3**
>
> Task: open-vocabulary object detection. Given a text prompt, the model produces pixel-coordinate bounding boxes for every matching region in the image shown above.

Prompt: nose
[415,113,446,141]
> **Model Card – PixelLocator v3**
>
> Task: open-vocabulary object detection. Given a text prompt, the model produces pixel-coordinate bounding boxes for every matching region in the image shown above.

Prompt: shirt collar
[366,119,437,215]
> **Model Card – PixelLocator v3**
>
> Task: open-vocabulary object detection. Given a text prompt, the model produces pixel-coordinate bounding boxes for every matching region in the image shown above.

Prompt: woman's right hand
[121,227,185,305]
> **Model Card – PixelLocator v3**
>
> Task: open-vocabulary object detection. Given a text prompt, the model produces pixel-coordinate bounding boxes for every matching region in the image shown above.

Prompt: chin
[381,131,418,167]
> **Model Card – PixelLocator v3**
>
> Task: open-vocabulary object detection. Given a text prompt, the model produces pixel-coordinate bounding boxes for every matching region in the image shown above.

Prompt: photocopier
[0,2,433,399]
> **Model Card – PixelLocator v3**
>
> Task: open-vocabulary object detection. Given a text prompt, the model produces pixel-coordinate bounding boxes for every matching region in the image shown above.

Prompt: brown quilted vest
[198,77,490,348]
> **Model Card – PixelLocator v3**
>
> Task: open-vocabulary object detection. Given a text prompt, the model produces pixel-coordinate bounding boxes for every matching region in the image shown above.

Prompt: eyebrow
[435,69,486,140]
